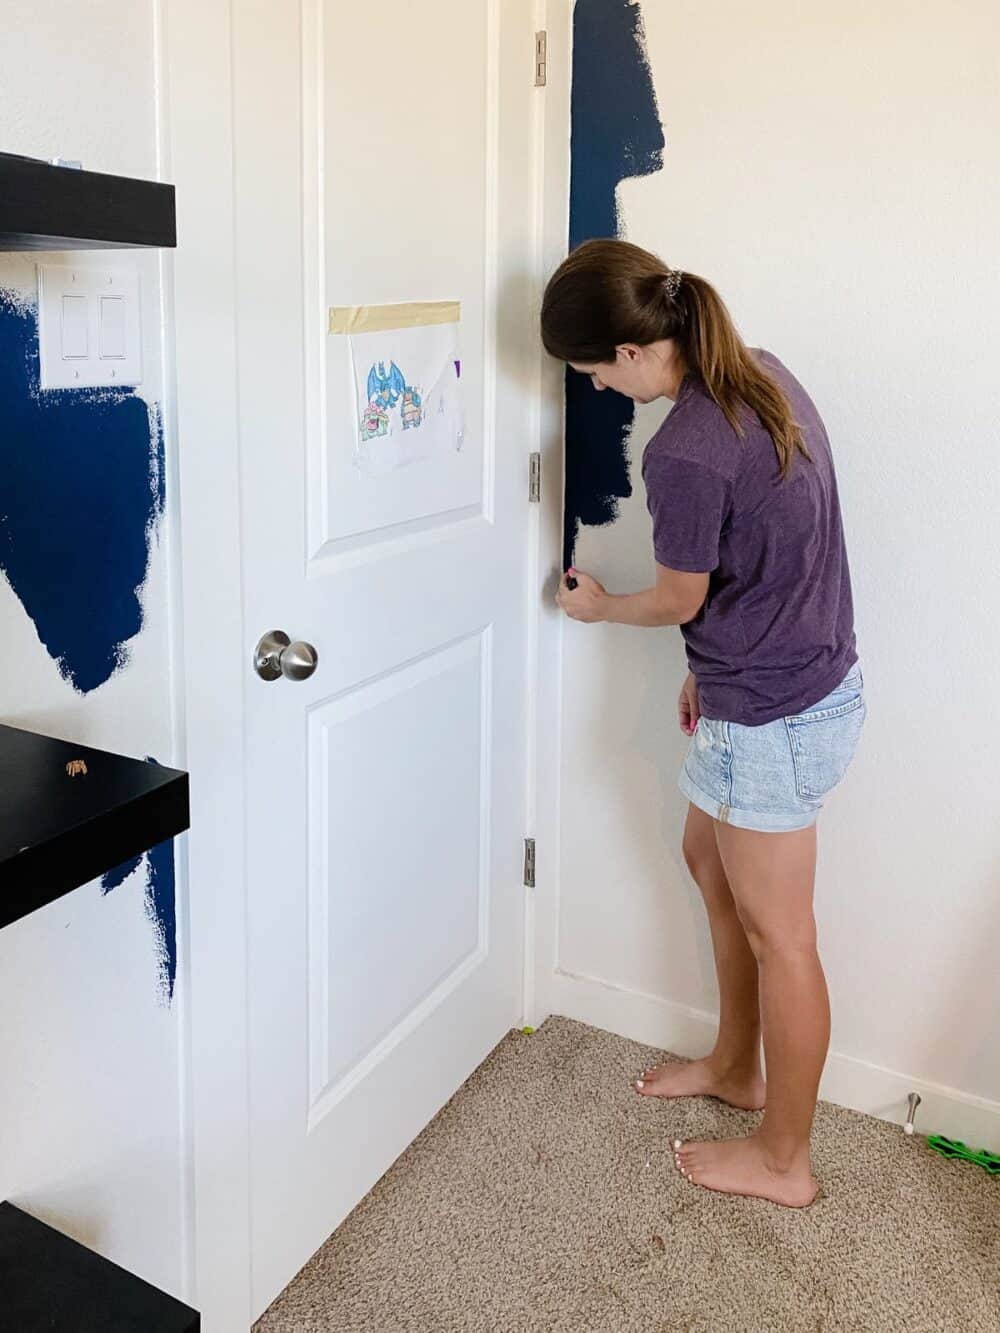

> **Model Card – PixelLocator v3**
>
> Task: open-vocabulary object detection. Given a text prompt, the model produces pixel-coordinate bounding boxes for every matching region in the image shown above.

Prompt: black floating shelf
[0,152,176,250]
[0,723,189,931]
[0,1202,199,1332]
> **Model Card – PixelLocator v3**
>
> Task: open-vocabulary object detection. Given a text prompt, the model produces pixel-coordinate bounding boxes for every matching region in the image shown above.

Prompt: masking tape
[328,300,461,335]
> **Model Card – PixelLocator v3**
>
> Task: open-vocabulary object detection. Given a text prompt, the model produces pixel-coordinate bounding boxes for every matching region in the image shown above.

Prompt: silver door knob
[254,630,318,682]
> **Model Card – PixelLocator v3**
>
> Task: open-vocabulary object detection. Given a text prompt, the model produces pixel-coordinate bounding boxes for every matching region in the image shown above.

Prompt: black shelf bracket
[0,153,176,250]
[0,1202,200,1331]
[0,724,189,930]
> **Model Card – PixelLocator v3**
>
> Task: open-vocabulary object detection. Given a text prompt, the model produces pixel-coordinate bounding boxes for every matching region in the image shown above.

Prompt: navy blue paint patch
[0,292,164,693]
[146,837,177,1004]
[0,290,173,1001]
[100,855,143,894]
[565,0,664,567]
[98,758,177,1004]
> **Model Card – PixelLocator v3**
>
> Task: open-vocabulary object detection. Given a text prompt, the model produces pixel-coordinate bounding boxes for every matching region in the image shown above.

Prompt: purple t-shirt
[642,350,857,726]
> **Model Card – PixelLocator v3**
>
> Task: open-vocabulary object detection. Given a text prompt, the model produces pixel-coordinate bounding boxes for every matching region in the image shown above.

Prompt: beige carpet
[255,1016,999,1332]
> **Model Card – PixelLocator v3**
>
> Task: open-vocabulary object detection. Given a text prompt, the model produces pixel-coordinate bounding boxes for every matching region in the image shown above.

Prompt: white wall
[0,0,189,1302]
[554,0,1000,1140]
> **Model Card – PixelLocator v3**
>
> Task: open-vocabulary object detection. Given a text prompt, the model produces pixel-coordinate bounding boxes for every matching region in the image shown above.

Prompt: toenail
[673,1139,682,1149]
[636,1080,644,1089]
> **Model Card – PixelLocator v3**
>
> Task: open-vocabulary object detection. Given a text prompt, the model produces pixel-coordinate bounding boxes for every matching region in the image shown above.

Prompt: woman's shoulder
[754,346,785,372]
[754,348,816,406]
[644,379,741,478]
[754,348,826,432]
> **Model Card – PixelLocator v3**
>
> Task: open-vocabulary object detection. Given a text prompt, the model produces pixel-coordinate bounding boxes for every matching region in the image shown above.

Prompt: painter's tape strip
[328,300,461,336]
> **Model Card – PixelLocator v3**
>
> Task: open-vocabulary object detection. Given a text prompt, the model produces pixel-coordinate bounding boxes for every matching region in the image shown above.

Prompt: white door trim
[525,0,572,1029]
[163,0,254,1327]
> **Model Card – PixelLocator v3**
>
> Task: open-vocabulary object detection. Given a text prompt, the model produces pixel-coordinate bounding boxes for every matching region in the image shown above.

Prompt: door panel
[306,629,491,1120]
[317,1,490,546]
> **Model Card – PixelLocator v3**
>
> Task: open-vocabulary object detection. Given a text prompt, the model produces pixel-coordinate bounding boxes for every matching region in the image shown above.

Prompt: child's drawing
[360,402,390,440]
[367,360,406,411]
[359,362,424,440]
[348,316,463,474]
[400,387,423,430]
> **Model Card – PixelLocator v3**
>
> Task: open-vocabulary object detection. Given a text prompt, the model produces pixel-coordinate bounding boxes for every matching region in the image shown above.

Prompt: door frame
[525,0,571,1030]
[163,0,569,1326]
[164,0,253,1327]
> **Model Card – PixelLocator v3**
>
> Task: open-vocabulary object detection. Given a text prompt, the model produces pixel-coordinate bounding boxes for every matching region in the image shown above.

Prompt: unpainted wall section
[559,0,1000,1113]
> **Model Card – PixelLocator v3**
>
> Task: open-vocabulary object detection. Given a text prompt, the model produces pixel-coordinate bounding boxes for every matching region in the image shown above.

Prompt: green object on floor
[927,1134,1000,1175]
[521,1026,535,1036]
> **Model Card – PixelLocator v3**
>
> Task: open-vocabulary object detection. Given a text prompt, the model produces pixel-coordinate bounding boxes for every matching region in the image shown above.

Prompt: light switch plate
[37,265,142,390]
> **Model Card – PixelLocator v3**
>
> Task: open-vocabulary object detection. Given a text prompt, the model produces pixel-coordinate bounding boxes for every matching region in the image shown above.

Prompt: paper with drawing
[335,305,464,476]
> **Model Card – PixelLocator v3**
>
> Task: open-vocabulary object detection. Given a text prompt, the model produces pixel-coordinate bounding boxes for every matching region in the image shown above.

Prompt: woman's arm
[557,563,709,627]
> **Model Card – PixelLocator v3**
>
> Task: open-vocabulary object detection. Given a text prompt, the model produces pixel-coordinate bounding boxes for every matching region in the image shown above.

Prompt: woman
[542,239,865,1209]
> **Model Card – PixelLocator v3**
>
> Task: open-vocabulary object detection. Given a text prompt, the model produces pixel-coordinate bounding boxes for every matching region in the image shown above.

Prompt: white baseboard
[548,968,1000,1153]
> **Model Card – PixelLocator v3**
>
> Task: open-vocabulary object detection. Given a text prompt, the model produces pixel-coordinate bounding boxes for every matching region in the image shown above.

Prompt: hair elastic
[662,268,683,300]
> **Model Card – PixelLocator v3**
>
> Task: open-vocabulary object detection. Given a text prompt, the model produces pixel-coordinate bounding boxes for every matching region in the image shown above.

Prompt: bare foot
[672,1133,819,1208]
[632,1057,766,1111]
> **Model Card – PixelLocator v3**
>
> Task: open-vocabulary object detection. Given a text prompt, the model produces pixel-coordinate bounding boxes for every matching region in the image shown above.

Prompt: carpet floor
[255,1015,999,1332]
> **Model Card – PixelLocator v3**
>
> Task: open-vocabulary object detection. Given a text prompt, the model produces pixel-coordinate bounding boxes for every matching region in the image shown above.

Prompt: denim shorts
[678,665,866,833]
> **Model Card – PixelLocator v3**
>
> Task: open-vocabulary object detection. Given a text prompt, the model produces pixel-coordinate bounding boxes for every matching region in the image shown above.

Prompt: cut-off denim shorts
[678,665,866,833]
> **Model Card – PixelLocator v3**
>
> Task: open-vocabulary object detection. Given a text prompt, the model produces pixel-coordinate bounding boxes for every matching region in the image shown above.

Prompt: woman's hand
[678,672,700,736]
[556,568,608,623]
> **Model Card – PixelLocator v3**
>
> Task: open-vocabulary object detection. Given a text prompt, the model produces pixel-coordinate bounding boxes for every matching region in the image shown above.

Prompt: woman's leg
[633,805,765,1109]
[673,821,827,1207]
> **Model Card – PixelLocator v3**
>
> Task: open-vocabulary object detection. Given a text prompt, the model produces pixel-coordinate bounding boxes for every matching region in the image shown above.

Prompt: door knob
[254,630,318,682]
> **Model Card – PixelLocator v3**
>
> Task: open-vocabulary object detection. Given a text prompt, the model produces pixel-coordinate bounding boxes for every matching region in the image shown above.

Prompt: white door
[228,0,538,1315]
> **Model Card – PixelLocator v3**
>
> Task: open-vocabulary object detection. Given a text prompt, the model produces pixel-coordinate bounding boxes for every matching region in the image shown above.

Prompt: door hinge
[534,31,547,87]
[529,451,541,502]
[523,837,536,888]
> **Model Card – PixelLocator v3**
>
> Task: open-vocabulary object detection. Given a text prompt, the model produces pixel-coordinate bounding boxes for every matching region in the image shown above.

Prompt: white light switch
[99,296,127,359]
[61,295,89,359]
[37,265,142,390]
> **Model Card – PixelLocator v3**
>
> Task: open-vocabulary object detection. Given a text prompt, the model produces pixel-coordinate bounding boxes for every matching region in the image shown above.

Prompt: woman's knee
[742,918,819,961]
[712,822,819,954]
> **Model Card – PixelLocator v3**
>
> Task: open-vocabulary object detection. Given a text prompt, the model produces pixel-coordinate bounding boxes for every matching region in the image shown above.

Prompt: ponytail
[675,273,808,478]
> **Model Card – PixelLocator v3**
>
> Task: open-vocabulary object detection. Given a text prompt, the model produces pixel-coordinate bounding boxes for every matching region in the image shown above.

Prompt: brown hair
[540,238,809,478]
